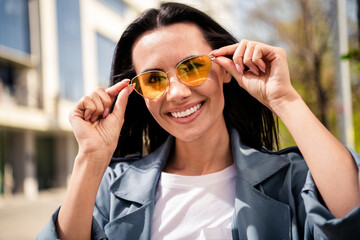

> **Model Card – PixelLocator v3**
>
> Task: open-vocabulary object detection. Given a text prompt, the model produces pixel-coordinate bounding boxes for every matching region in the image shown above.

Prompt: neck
[164,121,233,176]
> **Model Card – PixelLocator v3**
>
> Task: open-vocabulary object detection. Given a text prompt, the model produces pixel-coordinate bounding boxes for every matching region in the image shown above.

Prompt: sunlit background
[0,0,359,239]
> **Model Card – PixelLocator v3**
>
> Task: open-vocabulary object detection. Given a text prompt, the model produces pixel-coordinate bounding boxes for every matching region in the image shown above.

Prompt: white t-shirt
[151,164,236,240]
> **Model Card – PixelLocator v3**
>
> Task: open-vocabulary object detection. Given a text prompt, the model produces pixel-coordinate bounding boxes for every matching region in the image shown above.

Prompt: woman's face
[132,23,230,142]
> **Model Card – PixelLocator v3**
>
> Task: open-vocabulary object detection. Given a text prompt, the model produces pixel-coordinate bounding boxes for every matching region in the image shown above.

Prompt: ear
[223,71,232,84]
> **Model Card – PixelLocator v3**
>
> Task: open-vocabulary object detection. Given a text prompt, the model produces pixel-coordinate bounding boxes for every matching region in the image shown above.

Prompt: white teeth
[171,103,202,118]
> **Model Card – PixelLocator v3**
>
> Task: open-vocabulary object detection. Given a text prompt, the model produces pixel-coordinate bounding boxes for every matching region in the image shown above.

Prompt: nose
[166,72,192,102]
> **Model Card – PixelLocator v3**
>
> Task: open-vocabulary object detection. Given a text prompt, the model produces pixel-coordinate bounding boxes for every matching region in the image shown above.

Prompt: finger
[252,44,267,73]
[209,43,239,57]
[106,79,130,100]
[213,56,245,89]
[243,41,260,76]
[76,95,96,121]
[93,87,112,118]
[232,39,248,74]
[88,93,105,123]
[111,85,133,125]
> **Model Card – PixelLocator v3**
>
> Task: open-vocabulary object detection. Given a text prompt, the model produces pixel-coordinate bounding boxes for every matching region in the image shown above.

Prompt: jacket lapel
[106,136,173,239]
[230,128,292,240]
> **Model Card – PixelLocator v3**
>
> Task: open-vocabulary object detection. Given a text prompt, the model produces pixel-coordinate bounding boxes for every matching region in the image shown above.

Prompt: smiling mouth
[169,102,203,118]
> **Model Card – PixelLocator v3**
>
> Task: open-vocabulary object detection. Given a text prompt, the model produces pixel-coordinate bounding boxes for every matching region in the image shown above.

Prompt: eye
[147,73,166,84]
[178,62,203,74]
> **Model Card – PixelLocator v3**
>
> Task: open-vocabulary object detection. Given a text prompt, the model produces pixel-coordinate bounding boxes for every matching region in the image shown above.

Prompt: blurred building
[0,0,235,199]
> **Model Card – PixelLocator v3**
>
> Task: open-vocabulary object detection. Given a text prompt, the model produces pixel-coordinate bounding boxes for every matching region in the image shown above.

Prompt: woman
[38,2,360,239]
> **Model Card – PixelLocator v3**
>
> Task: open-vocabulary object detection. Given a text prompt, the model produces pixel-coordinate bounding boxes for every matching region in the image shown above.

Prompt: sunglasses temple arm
[208,54,216,61]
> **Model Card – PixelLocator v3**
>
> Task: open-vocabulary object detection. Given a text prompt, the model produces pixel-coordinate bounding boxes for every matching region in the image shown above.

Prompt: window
[98,0,127,15]
[56,0,83,101]
[36,136,55,190]
[96,33,116,88]
[0,63,15,95]
[0,0,31,54]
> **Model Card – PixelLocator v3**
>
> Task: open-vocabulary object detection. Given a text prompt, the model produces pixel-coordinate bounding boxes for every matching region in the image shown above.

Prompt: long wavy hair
[110,2,278,157]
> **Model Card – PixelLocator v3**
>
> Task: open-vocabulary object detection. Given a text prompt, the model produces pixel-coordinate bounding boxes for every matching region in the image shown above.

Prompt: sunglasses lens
[131,56,212,99]
[176,56,211,86]
[131,71,168,99]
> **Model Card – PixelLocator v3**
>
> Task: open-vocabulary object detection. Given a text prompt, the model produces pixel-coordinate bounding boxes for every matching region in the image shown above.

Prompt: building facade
[0,0,235,199]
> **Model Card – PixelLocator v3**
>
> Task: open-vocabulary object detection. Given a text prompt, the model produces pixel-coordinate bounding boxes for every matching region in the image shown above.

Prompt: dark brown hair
[110,2,278,157]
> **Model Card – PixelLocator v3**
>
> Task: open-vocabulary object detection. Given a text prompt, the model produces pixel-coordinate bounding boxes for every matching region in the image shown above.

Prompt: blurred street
[0,188,65,240]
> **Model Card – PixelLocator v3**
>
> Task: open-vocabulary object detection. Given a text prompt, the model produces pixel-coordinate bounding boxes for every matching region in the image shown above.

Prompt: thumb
[111,86,133,124]
[214,56,245,88]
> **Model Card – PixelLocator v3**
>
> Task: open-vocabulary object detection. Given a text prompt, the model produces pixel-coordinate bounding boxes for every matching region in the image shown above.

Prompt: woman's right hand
[69,79,133,166]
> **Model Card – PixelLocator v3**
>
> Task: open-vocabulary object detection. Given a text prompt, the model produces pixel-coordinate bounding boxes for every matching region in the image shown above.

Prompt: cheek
[207,70,225,95]
[206,71,226,108]
[145,99,163,120]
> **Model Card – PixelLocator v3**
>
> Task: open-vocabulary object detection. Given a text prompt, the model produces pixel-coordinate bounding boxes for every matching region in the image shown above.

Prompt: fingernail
[85,113,91,121]
[102,108,109,118]
[209,50,218,56]
[259,65,266,73]
[235,64,243,75]
[90,115,98,123]
[249,66,259,76]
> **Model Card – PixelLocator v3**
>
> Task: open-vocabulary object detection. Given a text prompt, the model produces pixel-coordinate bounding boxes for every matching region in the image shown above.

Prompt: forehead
[132,23,211,72]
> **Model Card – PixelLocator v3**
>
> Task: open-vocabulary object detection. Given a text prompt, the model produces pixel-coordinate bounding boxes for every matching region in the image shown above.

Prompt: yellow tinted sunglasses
[130,55,214,99]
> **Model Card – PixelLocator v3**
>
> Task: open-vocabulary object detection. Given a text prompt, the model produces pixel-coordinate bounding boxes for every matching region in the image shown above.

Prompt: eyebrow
[141,68,163,74]
[140,55,197,74]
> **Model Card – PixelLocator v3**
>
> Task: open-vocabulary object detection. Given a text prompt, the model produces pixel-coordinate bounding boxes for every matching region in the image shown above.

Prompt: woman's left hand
[213,40,360,219]
[211,40,297,111]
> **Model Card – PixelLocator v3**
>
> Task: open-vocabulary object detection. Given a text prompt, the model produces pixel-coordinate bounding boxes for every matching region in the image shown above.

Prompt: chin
[171,128,204,142]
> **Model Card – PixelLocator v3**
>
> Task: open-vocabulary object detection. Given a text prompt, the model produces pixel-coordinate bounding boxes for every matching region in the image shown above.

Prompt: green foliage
[354,111,360,152]
[353,91,360,152]
[342,48,360,70]
[278,120,296,149]
[342,49,360,59]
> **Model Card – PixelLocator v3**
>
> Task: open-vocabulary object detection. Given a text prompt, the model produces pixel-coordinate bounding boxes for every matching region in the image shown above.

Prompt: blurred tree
[244,0,337,128]
[343,0,360,66]
[238,0,355,148]
[346,0,360,152]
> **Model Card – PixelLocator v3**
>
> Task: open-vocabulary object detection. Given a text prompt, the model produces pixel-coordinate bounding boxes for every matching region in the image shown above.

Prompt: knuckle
[252,53,261,62]
[80,96,87,103]
[239,39,248,45]
[277,47,286,55]
[243,58,252,65]
[233,57,242,66]
[96,88,112,106]
[85,101,96,112]
[95,87,104,92]
[103,96,112,107]
[83,95,91,103]
[96,105,104,114]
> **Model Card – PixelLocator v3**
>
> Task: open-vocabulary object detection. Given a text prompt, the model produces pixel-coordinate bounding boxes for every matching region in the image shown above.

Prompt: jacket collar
[109,127,290,203]
[109,136,173,204]
[229,127,290,186]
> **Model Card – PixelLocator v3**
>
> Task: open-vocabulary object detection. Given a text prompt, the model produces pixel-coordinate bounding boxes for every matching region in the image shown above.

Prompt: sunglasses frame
[130,54,215,100]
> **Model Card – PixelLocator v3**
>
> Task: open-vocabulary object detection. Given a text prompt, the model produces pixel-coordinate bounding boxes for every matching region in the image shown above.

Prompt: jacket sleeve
[301,147,360,239]
[36,166,115,240]
[36,206,109,240]
[36,159,129,240]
